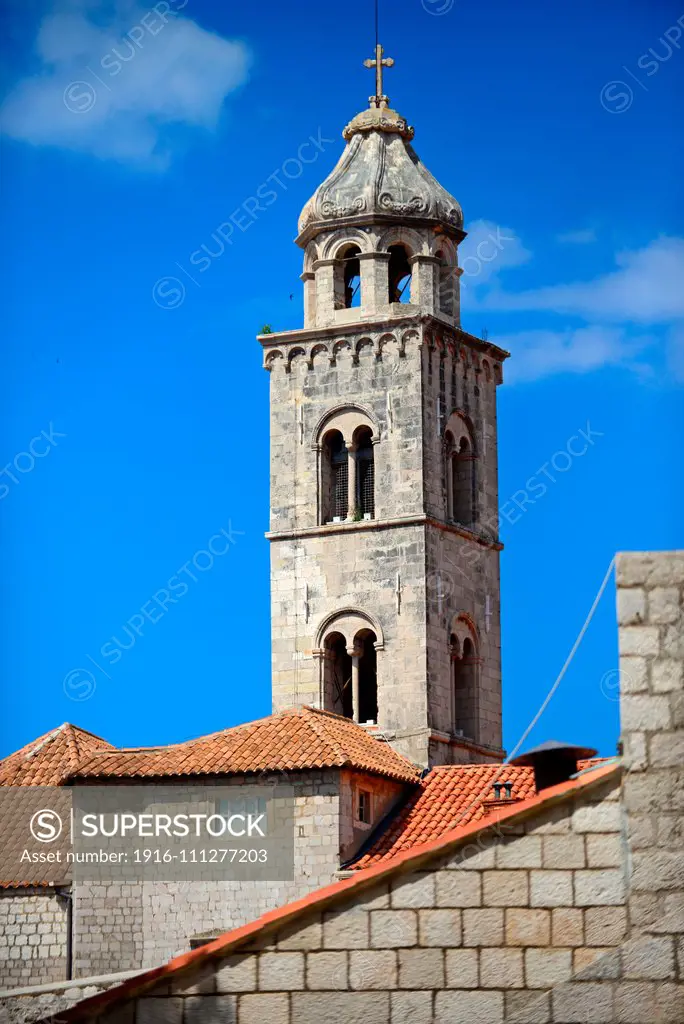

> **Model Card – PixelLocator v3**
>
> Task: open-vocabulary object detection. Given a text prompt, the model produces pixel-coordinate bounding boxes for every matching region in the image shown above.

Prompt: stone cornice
[266,513,503,550]
[258,313,510,363]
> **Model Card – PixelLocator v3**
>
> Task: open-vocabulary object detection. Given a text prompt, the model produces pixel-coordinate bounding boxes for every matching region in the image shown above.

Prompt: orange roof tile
[350,762,536,869]
[46,760,621,1023]
[66,707,420,784]
[0,723,113,787]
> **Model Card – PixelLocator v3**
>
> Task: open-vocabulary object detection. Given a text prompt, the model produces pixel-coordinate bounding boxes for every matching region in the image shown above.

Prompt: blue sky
[1,0,682,760]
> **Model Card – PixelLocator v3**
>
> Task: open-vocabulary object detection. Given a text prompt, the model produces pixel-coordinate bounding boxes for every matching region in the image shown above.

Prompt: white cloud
[556,228,597,245]
[499,326,655,384]
[0,1,250,168]
[458,220,532,291]
[484,237,684,323]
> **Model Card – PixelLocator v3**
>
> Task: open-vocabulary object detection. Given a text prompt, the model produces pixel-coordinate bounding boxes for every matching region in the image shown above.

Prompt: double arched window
[317,611,383,725]
[449,619,480,741]
[444,414,476,527]
[317,410,376,524]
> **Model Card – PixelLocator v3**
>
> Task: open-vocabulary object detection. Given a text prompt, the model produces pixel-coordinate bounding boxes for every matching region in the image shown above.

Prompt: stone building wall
[0,890,67,989]
[70,769,406,978]
[87,771,632,1024]
[264,315,505,766]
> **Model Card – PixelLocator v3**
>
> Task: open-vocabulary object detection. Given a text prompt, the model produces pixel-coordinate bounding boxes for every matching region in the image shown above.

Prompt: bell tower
[260,50,509,767]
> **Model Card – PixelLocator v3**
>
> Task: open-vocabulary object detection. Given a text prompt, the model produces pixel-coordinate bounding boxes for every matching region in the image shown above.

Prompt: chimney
[509,740,597,792]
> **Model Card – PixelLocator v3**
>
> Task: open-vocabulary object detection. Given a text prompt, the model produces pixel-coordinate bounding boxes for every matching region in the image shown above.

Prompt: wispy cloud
[500,326,656,384]
[0,1,250,169]
[458,219,531,291]
[556,228,597,245]
[483,237,684,323]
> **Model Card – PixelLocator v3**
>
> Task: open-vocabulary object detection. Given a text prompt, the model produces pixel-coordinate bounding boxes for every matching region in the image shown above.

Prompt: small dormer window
[357,789,372,824]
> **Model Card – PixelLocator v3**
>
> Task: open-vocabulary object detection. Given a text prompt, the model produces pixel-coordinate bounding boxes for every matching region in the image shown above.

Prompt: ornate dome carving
[297,105,464,244]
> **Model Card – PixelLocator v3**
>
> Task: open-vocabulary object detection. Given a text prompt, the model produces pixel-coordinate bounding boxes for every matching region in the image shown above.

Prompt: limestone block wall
[69,769,407,979]
[265,316,505,765]
[0,889,67,989]
[91,773,634,1024]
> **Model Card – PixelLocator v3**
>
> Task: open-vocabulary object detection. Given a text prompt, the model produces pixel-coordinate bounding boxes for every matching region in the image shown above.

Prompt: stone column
[409,254,440,313]
[349,648,360,723]
[300,270,316,328]
[313,259,341,326]
[358,251,390,311]
[346,442,358,520]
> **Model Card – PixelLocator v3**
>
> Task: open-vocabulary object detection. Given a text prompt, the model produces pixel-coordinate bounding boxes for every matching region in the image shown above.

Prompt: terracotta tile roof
[0,723,113,787]
[66,707,420,784]
[46,760,621,1023]
[350,762,536,869]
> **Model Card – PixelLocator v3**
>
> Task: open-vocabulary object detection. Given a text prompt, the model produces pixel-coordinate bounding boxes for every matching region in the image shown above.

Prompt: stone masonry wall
[70,769,406,979]
[89,773,631,1024]
[0,890,67,989]
[266,316,504,766]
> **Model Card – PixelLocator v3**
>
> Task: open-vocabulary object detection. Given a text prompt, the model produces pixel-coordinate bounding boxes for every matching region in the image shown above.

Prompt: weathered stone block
[349,949,397,989]
[136,998,183,1024]
[648,586,680,624]
[479,946,523,988]
[462,907,504,947]
[305,950,347,990]
[444,948,478,988]
[551,981,614,1023]
[494,836,542,869]
[323,910,368,949]
[183,995,237,1024]
[435,871,481,907]
[290,991,390,1024]
[524,947,572,988]
[542,835,585,870]
[505,989,551,1024]
[482,870,529,907]
[391,873,435,909]
[418,908,461,947]
[216,955,257,993]
[390,991,433,1024]
[398,947,445,988]
[583,906,627,946]
[258,951,305,990]
[505,909,551,947]
[617,587,646,625]
[277,914,322,950]
[369,909,417,948]
[434,989,504,1024]
[571,801,621,833]
[573,869,625,906]
[529,870,573,908]
[551,907,584,947]
[623,935,676,980]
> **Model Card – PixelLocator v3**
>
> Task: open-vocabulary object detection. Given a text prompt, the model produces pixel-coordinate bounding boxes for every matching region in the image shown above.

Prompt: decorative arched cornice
[311,403,380,447]
[315,607,385,650]
[450,611,479,647]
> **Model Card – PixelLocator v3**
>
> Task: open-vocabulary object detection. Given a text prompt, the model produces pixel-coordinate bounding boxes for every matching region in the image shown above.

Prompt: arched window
[354,629,378,724]
[451,436,474,526]
[388,245,412,303]
[322,430,348,523]
[444,415,476,527]
[342,245,361,308]
[354,425,375,519]
[451,631,479,740]
[325,632,352,718]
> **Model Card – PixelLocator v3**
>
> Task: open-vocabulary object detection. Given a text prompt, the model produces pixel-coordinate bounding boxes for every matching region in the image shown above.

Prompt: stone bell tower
[260,47,509,767]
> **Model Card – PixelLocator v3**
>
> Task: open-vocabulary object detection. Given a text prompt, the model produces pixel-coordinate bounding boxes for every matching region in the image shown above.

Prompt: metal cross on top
[364,44,394,108]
